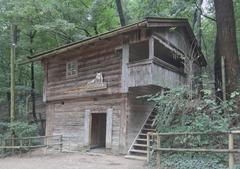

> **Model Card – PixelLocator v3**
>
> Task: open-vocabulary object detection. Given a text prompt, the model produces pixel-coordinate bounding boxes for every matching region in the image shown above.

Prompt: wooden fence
[147,131,240,169]
[0,135,63,157]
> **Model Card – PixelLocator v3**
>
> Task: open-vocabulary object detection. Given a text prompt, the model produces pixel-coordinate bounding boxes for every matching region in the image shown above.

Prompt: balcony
[127,57,186,89]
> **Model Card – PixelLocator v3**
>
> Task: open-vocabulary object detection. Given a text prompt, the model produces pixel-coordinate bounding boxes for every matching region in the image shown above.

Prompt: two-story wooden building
[27,17,206,158]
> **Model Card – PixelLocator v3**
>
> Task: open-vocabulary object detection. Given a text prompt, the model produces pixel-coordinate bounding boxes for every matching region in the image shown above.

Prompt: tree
[214,0,240,99]
[193,0,203,47]
[115,0,126,26]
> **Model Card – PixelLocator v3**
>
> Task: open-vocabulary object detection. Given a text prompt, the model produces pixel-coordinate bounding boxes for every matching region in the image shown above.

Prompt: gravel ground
[0,152,145,169]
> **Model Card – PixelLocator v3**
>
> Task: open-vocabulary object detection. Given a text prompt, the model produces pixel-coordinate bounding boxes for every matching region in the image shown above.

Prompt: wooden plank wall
[45,37,123,101]
[45,95,124,152]
[126,86,161,148]
[152,63,186,88]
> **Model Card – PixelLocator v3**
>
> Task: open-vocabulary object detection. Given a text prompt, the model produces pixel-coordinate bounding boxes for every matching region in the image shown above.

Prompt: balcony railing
[127,57,186,88]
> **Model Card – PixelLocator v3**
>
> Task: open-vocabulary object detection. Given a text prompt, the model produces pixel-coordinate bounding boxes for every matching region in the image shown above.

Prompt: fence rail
[0,135,63,157]
[147,131,240,169]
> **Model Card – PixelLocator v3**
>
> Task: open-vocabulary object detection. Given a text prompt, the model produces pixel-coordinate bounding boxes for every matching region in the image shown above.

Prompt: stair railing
[127,105,156,155]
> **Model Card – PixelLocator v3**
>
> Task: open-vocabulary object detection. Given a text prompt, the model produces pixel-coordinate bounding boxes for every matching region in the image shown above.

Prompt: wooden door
[91,113,106,148]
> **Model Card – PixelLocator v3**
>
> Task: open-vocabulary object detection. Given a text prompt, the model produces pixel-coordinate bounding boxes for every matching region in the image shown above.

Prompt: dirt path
[0,152,145,169]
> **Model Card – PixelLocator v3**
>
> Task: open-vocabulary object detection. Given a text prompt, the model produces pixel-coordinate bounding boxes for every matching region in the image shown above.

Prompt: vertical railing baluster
[147,133,150,163]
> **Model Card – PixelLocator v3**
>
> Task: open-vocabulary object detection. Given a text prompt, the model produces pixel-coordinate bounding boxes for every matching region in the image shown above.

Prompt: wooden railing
[127,57,186,88]
[0,135,63,157]
[147,131,240,169]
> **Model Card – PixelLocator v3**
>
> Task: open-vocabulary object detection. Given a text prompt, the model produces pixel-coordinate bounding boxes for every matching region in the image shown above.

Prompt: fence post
[28,138,32,157]
[1,139,5,156]
[59,135,63,152]
[229,133,234,169]
[157,134,161,168]
[44,137,48,155]
[19,138,23,157]
[147,133,150,163]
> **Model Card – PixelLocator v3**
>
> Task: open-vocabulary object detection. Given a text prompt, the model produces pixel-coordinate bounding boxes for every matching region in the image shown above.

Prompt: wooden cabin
[28,17,206,158]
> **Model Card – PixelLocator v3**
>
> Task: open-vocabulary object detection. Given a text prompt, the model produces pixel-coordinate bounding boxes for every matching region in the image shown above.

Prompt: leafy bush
[0,122,38,138]
[160,153,227,169]
[147,87,240,133]
[143,86,240,169]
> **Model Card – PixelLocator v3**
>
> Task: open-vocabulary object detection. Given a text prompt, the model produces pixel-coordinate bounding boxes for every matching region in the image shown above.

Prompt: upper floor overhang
[22,17,207,67]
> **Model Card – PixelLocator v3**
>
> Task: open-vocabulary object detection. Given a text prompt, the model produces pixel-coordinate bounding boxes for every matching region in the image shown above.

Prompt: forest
[0,0,240,169]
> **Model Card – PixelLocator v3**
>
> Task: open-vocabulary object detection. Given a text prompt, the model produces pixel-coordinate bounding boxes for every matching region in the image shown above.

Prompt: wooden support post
[1,139,5,156]
[84,110,91,148]
[28,138,31,157]
[147,133,150,163]
[11,135,14,154]
[157,134,161,168]
[44,137,48,155]
[229,133,234,169]
[121,43,129,93]
[106,108,113,149]
[149,37,154,59]
[59,135,63,152]
[19,138,23,157]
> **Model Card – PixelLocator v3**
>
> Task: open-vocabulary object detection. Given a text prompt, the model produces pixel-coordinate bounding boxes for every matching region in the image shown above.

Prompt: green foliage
[147,86,239,133]
[160,153,227,169]
[144,86,240,169]
[0,122,38,138]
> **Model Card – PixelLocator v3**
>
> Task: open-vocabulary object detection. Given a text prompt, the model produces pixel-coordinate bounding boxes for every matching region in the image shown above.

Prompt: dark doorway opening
[91,113,106,149]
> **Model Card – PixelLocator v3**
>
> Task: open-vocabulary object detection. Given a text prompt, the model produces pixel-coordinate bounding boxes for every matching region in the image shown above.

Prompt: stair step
[130,149,147,154]
[139,134,147,138]
[142,128,155,131]
[127,110,156,159]
[125,155,147,161]
[145,122,153,126]
[136,138,147,142]
[147,118,154,121]
[133,144,147,147]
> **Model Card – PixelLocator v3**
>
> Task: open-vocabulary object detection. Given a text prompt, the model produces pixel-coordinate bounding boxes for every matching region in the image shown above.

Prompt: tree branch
[195,2,216,22]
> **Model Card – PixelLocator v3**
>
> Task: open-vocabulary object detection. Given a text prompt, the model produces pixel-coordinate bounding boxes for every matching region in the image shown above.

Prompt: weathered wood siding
[126,87,160,148]
[45,37,122,102]
[128,57,186,88]
[45,95,126,152]
[42,26,203,154]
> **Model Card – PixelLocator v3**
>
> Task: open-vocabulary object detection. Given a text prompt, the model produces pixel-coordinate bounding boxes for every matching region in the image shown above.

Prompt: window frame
[66,60,78,78]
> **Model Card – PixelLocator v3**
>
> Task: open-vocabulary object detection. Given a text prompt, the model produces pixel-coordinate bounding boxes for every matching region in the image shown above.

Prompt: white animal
[87,72,103,85]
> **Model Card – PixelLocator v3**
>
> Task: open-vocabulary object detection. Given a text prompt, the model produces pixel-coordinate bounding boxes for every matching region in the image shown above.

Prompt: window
[66,61,78,78]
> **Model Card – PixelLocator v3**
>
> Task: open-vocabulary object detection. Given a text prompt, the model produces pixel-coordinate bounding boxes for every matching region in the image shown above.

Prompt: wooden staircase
[125,108,157,160]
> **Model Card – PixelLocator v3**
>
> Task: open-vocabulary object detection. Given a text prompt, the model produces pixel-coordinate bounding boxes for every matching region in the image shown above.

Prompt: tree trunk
[115,0,126,26]
[31,62,37,122]
[214,0,240,99]
[10,24,17,123]
[193,0,203,48]
[29,30,37,123]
